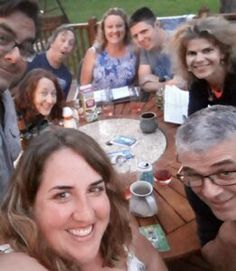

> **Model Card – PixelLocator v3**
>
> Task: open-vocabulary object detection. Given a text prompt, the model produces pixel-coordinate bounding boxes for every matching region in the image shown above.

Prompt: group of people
[0,2,167,271]
[80,6,181,93]
[173,11,236,270]
[0,21,76,148]
[14,24,77,142]
[1,0,236,271]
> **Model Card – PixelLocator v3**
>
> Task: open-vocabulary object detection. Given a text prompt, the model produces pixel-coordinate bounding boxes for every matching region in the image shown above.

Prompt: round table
[79,118,167,172]
[73,96,200,261]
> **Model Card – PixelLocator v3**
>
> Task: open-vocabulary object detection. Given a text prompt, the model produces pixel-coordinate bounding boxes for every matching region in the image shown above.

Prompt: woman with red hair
[14,68,64,143]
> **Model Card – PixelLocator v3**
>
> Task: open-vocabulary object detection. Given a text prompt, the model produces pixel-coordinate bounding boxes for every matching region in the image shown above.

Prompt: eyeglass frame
[0,27,36,62]
[176,166,236,187]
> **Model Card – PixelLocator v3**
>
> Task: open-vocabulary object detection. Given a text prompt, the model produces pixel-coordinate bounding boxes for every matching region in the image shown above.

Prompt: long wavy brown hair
[0,128,132,271]
[14,69,64,125]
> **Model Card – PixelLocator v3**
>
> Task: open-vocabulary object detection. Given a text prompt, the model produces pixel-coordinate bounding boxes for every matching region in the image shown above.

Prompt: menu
[93,86,140,104]
[111,86,131,100]
[164,85,189,124]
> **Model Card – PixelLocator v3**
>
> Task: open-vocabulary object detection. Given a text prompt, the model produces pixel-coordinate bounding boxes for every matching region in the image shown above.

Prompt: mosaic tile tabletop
[79,118,167,172]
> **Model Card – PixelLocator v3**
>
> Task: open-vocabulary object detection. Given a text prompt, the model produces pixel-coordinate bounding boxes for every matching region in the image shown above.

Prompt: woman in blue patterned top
[80,8,138,90]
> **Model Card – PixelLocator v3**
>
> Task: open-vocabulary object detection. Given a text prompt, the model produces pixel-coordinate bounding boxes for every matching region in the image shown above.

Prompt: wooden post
[219,0,236,13]
[87,17,97,46]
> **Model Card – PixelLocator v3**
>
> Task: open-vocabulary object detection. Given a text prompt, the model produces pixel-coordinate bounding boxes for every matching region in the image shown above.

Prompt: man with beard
[0,0,39,201]
[27,25,76,98]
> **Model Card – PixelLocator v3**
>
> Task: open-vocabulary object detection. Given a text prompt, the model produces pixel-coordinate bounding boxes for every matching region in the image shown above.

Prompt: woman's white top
[0,244,146,270]
[127,251,146,270]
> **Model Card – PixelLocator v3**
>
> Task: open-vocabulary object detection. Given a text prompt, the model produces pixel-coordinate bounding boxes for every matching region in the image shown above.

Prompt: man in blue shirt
[28,25,76,98]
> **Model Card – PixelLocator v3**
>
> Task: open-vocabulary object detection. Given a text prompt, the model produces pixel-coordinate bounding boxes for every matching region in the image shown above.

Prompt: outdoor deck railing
[36,12,236,79]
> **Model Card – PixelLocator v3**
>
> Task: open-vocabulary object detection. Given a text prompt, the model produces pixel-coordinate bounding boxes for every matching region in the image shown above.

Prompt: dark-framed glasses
[176,166,236,187]
[0,29,35,62]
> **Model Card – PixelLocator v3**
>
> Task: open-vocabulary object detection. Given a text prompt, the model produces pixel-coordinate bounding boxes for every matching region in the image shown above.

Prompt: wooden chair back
[66,18,97,77]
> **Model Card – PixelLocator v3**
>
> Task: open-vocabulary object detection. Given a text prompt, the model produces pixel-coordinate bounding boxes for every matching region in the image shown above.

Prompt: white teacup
[129,181,158,217]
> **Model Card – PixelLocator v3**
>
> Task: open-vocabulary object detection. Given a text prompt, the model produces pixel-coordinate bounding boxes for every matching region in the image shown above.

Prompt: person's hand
[166,76,187,90]
[139,74,164,92]
[202,222,236,270]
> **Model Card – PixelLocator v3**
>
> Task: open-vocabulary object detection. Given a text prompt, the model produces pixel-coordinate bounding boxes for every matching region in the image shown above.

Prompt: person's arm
[130,222,168,271]
[202,238,227,271]
[187,81,210,116]
[80,47,96,85]
[138,64,165,92]
[0,252,49,271]
[64,71,72,99]
[202,221,236,271]
[138,65,187,93]
[166,75,188,90]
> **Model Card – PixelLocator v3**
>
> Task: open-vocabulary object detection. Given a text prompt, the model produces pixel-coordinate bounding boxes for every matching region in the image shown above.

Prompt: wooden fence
[36,13,236,79]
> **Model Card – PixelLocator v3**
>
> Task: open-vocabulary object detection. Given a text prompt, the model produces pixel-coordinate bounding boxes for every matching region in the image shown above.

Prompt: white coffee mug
[129,181,158,217]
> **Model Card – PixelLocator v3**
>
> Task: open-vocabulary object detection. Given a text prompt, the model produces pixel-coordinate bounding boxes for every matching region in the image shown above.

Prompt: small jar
[63,107,77,129]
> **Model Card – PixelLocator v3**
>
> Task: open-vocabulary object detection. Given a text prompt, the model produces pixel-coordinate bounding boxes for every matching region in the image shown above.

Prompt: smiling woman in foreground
[0,128,167,271]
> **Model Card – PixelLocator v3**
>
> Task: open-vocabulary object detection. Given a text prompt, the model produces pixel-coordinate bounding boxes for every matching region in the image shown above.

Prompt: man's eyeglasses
[177,167,236,187]
[0,31,35,62]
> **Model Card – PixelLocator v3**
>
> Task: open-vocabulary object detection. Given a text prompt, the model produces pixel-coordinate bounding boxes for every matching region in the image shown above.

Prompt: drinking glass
[114,156,134,200]
[71,99,81,126]
[156,87,165,111]
[154,169,172,185]
[130,87,142,115]
[102,101,114,117]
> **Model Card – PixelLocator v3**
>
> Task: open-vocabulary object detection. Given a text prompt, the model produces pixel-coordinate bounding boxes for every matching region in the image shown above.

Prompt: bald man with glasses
[176,105,236,271]
[0,0,39,201]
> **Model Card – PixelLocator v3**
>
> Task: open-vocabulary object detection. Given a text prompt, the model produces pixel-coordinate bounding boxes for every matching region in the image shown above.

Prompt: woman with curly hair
[15,68,64,142]
[171,16,236,115]
[0,128,167,271]
[80,7,138,89]
[171,15,236,250]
